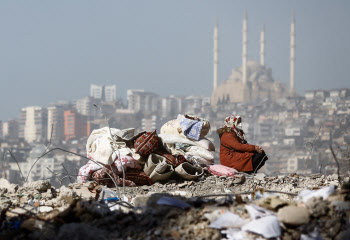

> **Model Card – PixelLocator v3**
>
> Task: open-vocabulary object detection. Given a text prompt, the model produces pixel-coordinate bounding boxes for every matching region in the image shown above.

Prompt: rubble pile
[0,173,349,240]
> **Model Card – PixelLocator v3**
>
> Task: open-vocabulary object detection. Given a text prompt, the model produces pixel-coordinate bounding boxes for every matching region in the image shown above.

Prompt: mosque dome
[211,61,288,107]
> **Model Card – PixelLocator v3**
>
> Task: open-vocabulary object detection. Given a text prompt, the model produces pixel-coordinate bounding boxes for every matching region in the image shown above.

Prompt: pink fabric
[208,164,238,177]
[77,154,142,183]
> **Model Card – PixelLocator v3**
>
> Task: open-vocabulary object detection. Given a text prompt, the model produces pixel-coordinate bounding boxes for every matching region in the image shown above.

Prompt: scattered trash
[298,185,336,202]
[245,204,275,220]
[209,211,248,229]
[241,215,281,238]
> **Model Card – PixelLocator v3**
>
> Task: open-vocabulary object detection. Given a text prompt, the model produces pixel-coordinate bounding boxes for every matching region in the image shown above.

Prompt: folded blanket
[177,114,204,141]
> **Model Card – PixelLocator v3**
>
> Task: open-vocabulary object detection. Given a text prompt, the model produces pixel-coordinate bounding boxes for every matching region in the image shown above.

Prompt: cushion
[208,164,238,177]
[134,130,159,156]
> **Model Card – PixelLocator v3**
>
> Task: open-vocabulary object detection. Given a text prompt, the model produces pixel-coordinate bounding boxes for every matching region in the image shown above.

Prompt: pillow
[134,130,159,156]
[208,164,238,177]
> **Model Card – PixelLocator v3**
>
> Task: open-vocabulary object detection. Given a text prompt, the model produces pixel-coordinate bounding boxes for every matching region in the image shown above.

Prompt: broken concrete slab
[23,180,51,192]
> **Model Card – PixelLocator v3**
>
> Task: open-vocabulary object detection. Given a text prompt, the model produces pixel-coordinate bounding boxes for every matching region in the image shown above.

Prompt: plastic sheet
[156,196,191,209]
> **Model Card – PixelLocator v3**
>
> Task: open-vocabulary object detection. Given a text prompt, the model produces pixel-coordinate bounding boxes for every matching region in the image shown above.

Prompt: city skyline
[1,1,350,120]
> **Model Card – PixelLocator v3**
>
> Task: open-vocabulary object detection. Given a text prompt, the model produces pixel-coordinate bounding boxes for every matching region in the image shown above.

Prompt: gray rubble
[0,173,349,240]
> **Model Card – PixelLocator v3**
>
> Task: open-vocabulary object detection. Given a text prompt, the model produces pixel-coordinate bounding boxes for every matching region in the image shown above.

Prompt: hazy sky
[1,1,350,120]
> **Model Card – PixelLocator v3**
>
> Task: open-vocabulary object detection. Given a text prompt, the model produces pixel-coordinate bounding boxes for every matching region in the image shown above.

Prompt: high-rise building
[90,84,117,102]
[47,105,65,142]
[127,89,159,113]
[64,109,88,141]
[19,106,47,143]
[141,115,158,132]
[104,85,117,102]
[2,119,19,140]
[90,84,104,100]
[75,96,100,119]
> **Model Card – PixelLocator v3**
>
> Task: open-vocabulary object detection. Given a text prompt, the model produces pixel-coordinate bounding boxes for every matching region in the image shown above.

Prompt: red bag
[134,130,159,156]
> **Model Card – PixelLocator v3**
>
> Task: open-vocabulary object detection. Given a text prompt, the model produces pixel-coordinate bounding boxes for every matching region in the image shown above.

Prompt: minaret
[242,10,248,85]
[260,24,265,66]
[290,11,296,94]
[213,20,218,90]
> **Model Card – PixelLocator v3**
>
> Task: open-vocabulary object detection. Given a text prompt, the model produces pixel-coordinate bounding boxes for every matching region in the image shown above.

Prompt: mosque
[211,11,296,107]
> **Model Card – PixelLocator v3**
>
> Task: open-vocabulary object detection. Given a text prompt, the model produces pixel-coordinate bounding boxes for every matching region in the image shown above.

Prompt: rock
[254,173,266,181]
[38,206,54,213]
[255,196,289,211]
[277,206,309,226]
[310,173,322,179]
[305,197,328,217]
[59,186,77,203]
[0,197,12,211]
[74,187,96,200]
[132,195,152,207]
[0,178,18,193]
[24,180,51,192]
[20,218,45,231]
[330,200,350,211]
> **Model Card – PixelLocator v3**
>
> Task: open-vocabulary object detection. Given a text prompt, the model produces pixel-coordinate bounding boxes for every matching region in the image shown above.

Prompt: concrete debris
[277,206,310,226]
[58,186,77,203]
[23,180,51,192]
[0,178,19,193]
[0,175,349,240]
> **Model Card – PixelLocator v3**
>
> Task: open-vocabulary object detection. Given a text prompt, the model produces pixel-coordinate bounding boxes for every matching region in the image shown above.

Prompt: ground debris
[0,174,349,239]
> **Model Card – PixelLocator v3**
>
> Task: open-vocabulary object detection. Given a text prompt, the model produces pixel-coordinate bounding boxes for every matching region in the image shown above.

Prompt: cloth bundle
[160,115,210,140]
[159,117,215,166]
[78,127,156,186]
[177,114,210,140]
[76,156,150,187]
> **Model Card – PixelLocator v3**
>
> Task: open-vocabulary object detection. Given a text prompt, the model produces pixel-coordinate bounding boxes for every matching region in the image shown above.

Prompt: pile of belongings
[159,114,215,166]
[77,114,216,186]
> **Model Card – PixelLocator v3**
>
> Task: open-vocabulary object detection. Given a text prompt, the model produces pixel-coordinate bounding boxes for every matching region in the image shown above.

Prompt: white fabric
[160,119,184,137]
[241,216,281,238]
[245,204,275,220]
[186,146,214,161]
[297,185,336,202]
[158,133,215,151]
[185,154,214,165]
[209,211,248,229]
[221,228,247,240]
[195,138,215,151]
[86,127,140,165]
